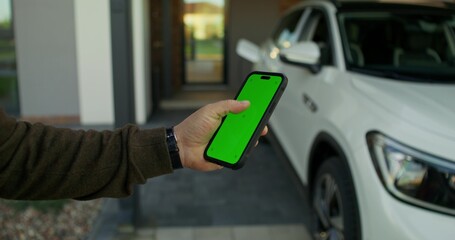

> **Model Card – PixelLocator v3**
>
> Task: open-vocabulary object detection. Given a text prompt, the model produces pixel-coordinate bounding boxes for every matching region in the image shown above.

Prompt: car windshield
[338,7,455,82]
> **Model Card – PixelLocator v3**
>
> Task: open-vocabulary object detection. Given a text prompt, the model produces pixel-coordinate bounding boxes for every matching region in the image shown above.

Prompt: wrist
[166,127,183,169]
[173,124,186,168]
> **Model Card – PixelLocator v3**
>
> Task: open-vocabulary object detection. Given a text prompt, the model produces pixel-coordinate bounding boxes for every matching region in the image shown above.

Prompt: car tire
[311,157,361,240]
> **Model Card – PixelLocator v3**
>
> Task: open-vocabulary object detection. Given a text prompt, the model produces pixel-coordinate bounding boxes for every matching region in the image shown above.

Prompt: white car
[237,0,455,239]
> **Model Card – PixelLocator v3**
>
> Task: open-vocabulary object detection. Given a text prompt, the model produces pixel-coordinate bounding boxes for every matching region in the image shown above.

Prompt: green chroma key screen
[206,73,283,164]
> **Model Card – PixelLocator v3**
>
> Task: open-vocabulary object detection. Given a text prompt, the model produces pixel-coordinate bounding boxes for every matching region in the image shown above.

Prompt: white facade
[74,0,114,125]
[14,0,80,117]
[132,0,153,125]
[14,0,152,125]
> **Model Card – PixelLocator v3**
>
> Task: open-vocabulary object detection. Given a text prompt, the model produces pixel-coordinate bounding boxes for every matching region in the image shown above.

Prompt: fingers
[211,100,250,118]
[230,100,250,114]
[261,126,268,136]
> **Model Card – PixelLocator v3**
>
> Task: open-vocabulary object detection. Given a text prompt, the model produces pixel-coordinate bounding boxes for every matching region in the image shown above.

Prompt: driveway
[89,109,313,240]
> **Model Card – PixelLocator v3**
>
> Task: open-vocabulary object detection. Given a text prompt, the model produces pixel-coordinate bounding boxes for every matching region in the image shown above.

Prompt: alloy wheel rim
[313,174,345,240]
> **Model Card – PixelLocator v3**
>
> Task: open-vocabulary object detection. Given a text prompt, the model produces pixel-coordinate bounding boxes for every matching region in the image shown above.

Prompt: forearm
[0,110,172,200]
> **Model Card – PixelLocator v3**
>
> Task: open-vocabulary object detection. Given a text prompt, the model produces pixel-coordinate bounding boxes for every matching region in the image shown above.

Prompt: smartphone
[204,71,288,169]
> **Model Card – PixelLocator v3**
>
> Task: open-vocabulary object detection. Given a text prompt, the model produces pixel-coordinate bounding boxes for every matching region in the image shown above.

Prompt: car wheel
[311,157,361,240]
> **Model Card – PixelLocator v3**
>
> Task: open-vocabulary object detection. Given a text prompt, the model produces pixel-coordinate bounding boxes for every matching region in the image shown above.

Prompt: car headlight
[367,132,455,215]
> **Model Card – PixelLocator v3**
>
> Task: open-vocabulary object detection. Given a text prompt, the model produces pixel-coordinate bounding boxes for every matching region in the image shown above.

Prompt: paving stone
[194,226,233,240]
[138,110,310,228]
[95,110,312,239]
[155,227,194,240]
[269,224,311,240]
[232,225,272,240]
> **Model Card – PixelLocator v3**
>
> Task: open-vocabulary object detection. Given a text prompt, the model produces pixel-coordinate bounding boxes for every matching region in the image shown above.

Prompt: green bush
[0,77,14,97]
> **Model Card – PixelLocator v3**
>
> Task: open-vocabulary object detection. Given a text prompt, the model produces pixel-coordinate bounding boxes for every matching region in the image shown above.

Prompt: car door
[270,7,338,179]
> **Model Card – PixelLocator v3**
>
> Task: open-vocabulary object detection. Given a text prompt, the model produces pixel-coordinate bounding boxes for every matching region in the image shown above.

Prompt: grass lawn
[185,39,223,59]
[0,39,15,62]
[1,199,69,213]
[0,76,15,97]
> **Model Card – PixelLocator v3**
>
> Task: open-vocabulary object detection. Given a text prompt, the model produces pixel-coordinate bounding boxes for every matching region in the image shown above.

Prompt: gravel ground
[0,199,103,240]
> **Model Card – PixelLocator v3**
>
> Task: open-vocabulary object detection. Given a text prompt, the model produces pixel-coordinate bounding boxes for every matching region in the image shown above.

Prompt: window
[272,9,306,49]
[0,0,19,115]
[301,9,333,66]
[339,10,455,82]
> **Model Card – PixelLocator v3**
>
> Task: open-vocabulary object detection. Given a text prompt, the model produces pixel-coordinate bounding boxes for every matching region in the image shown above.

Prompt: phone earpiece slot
[260,76,271,80]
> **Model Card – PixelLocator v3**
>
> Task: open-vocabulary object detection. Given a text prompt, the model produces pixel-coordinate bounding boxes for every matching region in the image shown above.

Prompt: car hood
[351,75,455,141]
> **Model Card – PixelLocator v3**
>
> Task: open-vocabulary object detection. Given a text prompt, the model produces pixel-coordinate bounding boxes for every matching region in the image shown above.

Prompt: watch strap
[166,127,183,169]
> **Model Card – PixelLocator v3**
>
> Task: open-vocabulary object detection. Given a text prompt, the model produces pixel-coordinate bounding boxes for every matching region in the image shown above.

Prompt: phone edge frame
[203,71,288,170]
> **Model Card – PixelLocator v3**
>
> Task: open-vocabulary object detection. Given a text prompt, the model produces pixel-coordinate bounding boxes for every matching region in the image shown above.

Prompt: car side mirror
[279,41,321,73]
[236,39,260,63]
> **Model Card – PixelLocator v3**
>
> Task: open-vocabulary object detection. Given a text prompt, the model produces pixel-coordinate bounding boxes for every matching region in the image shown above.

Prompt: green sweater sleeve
[0,109,173,200]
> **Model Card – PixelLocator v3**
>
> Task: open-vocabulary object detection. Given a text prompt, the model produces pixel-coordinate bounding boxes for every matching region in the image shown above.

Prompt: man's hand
[173,100,268,171]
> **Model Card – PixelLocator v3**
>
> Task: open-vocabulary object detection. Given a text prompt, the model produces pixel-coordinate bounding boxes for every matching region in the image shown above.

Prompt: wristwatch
[166,127,183,169]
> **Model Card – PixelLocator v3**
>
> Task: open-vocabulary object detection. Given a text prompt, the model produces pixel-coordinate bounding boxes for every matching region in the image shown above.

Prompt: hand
[174,100,268,171]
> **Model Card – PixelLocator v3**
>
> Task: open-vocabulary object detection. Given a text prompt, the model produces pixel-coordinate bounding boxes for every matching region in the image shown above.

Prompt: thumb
[213,99,250,118]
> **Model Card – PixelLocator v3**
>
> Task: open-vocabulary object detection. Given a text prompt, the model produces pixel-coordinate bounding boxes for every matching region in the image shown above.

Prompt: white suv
[237,0,455,239]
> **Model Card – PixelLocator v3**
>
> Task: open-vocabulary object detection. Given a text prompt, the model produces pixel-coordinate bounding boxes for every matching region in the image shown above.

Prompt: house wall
[14,0,80,117]
[74,0,114,125]
[227,0,281,89]
[14,0,115,124]
[12,0,298,124]
[132,0,152,124]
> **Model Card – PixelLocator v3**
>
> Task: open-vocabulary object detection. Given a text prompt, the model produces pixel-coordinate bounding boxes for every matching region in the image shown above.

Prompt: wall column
[74,0,115,125]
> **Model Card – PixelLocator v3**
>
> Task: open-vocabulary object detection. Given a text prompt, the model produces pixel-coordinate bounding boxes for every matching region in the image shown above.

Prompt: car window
[272,9,305,49]
[339,10,455,83]
[301,9,333,66]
